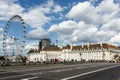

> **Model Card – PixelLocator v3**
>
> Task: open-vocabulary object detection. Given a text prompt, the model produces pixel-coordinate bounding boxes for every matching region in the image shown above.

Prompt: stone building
[72,43,120,61]
[39,39,51,50]
[27,43,120,62]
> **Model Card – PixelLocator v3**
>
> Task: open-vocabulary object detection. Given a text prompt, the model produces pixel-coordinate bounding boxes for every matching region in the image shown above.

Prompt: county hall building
[27,42,120,62]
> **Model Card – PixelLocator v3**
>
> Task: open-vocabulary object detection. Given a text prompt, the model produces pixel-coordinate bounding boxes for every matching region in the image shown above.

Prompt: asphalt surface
[0,63,120,80]
[68,66,120,80]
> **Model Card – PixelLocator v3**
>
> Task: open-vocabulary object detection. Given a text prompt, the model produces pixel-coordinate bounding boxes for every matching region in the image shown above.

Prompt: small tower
[39,39,51,50]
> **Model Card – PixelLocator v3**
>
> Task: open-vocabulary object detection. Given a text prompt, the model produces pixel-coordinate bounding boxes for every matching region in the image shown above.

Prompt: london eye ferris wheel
[3,15,26,58]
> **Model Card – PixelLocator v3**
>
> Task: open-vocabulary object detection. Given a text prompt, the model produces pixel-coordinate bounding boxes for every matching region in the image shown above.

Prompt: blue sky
[0,0,120,55]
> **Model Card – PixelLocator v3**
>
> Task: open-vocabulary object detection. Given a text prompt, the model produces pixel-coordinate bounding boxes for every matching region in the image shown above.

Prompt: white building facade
[27,43,120,62]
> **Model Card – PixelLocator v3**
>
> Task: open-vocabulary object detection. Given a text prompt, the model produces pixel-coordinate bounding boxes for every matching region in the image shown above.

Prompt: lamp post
[79,52,82,61]
[102,51,105,61]
[12,47,14,56]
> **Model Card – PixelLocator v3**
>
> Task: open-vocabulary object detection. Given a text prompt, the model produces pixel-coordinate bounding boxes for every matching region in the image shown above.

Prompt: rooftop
[28,43,120,53]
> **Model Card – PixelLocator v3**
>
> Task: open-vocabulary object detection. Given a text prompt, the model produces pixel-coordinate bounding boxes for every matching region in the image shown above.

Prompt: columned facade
[27,43,120,62]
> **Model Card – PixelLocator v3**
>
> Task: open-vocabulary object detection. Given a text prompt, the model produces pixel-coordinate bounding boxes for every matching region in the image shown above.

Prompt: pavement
[0,63,120,80]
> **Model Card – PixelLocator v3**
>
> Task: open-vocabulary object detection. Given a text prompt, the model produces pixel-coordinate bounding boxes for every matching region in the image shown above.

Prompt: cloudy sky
[0,0,120,55]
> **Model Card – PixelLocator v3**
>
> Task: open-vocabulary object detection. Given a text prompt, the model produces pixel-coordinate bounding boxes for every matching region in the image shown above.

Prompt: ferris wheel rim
[3,15,26,56]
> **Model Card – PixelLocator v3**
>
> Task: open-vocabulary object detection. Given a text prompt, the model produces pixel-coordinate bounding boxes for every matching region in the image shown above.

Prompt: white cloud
[49,5,120,44]
[49,20,79,35]
[21,0,66,28]
[25,42,39,50]
[21,1,54,28]
[0,0,120,45]
[22,7,51,28]
[0,27,3,32]
[49,20,99,43]
[0,37,21,55]
[61,0,120,44]
[0,27,3,40]
[66,1,90,19]
[67,1,104,24]
[0,27,3,53]
[28,27,49,40]
[95,0,119,14]
[101,18,120,32]
[90,0,98,5]
[0,0,54,28]
[66,0,120,24]
[53,5,64,13]
[0,0,24,20]
[0,0,55,41]
[0,41,3,55]
[110,33,120,43]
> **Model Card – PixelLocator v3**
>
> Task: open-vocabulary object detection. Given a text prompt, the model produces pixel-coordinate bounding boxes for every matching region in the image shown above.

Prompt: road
[0,63,120,80]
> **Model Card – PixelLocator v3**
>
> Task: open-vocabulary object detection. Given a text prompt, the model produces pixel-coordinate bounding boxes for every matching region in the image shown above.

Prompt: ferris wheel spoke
[3,15,26,58]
